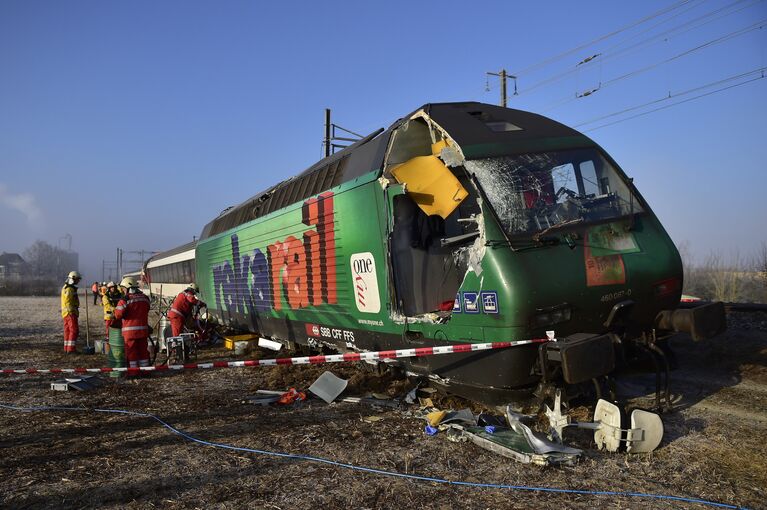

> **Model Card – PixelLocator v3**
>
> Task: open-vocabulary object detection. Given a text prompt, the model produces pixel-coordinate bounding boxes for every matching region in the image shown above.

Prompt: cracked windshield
[465,148,643,236]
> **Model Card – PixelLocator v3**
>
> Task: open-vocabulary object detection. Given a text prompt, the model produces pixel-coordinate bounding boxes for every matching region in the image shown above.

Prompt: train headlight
[533,304,572,328]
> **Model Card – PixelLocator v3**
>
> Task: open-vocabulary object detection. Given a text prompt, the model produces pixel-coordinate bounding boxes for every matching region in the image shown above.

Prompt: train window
[466,148,645,237]
[579,160,600,196]
[551,163,577,202]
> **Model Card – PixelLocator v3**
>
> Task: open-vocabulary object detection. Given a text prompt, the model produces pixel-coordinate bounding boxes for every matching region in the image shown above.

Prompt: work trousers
[92,292,98,305]
[63,315,78,352]
[124,337,150,368]
[169,315,186,337]
[105,319,113,337]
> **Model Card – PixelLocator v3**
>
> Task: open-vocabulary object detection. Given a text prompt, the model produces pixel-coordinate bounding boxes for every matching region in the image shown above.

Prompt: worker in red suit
[113,276,151,369]
[167,283,206,337]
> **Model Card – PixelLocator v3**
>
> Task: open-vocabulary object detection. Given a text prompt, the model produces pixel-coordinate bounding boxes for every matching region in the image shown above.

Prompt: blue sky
[1,0,765,281]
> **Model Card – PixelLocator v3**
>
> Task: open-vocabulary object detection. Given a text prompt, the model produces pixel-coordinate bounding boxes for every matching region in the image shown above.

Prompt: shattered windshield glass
[465,148,644,237]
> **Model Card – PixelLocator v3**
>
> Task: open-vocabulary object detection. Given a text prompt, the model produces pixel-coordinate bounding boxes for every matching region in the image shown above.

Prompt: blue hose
[0,402,749,509]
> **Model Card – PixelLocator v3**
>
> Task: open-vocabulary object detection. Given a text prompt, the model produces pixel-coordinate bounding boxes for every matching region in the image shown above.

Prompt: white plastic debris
[308,371,348,403]
[258,338,283,351]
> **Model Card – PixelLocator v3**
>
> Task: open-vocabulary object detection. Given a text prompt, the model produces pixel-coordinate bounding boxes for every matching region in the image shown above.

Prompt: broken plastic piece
[626,409,664,453]
[277,388,307,405]
[593,399,623,452]
[390,155,468,219]
[424,424,439,436]
[308,371,348,403]
[258,338,282,351]
[426,410,447,427]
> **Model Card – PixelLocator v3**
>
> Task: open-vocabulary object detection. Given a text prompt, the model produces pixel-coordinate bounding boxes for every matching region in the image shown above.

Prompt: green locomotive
[192,102,724,404]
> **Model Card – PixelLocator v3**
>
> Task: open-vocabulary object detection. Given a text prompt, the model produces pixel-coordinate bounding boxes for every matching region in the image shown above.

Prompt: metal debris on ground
[420,405,581,466]
[544,389,664,453]
[243,394,281,406]
[339,396,400,409]
[50,375,104,392]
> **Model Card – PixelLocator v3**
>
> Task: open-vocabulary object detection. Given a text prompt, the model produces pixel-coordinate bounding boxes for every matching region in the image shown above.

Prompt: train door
[382,115,480,324]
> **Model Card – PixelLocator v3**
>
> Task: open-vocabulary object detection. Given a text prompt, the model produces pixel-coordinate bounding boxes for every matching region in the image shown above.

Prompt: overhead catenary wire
[573,66,766,128]
[599,19,765,90]
[522,0,763,98]
[580,72,765,132]
[0,403,750,510]
[511,0,696,77]
[537,17,765,113]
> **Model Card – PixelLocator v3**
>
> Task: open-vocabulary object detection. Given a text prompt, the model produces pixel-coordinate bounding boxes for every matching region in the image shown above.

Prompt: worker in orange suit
[167,283,206,337]
[113,276,151,369]
[61,271,82,353]
[91,281,99,305]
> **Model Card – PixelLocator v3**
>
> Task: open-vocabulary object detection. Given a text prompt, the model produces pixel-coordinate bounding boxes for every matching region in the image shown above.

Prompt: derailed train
[144,102,725,404]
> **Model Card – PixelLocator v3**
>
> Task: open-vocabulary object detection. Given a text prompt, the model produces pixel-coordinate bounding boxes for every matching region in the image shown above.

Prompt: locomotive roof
[146,240,197,265]
[198,102,594,241]
[418,102,592,156]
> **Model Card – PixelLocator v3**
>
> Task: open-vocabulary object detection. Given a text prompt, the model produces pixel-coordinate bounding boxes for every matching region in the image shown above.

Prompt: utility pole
[486,69,518,107]
[324,108,332,158]
[322,108,364,157]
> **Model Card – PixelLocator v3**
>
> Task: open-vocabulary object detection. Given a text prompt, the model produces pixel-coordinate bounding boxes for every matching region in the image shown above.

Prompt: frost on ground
[0,296,765,509]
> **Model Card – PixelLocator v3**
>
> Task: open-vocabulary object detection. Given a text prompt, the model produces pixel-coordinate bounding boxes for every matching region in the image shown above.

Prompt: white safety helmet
[119,276,137,289]
[68,271,82,280]
[187,283,199,293]
[107,281,116,288]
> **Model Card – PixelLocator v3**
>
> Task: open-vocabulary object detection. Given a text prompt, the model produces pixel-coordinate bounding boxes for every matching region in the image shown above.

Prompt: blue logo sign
[453,293,462,313]
[463,292,479,313]
[481,291,499,314]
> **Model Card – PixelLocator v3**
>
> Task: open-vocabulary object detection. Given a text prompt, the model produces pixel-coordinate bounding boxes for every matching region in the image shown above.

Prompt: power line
[599,18,766,90]
[580,71,765,132]
[522,0,763,98]
[537,16,765,112]
[512,0,695,77]
[574,66,766,127]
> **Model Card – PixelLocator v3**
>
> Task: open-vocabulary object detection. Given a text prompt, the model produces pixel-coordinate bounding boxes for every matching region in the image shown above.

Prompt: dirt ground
[0,296,765,509]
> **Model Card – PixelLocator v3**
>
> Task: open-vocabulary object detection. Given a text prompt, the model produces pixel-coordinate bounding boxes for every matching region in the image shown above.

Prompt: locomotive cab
[379,103,724,404]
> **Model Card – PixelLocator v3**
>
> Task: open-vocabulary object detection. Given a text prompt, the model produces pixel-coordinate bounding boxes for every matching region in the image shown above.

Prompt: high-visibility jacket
[167,291,202,320]
[113,290,151,340]
[61,284,79,318]
[100,285,107,296]
[102,290,123,321]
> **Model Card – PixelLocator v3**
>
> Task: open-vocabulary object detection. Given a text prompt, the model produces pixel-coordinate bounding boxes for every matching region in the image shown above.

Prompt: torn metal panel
[461,426,579,466]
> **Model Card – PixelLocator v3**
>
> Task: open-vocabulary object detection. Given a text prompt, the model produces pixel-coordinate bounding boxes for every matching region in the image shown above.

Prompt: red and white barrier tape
[1,338,551,375]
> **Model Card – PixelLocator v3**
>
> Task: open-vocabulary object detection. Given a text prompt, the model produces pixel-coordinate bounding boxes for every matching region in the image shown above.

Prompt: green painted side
[195,154,682,347]
[195,170,401,335]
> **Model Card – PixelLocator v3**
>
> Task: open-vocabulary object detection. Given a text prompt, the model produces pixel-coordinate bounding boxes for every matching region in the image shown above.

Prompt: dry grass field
[1,296,765,509]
